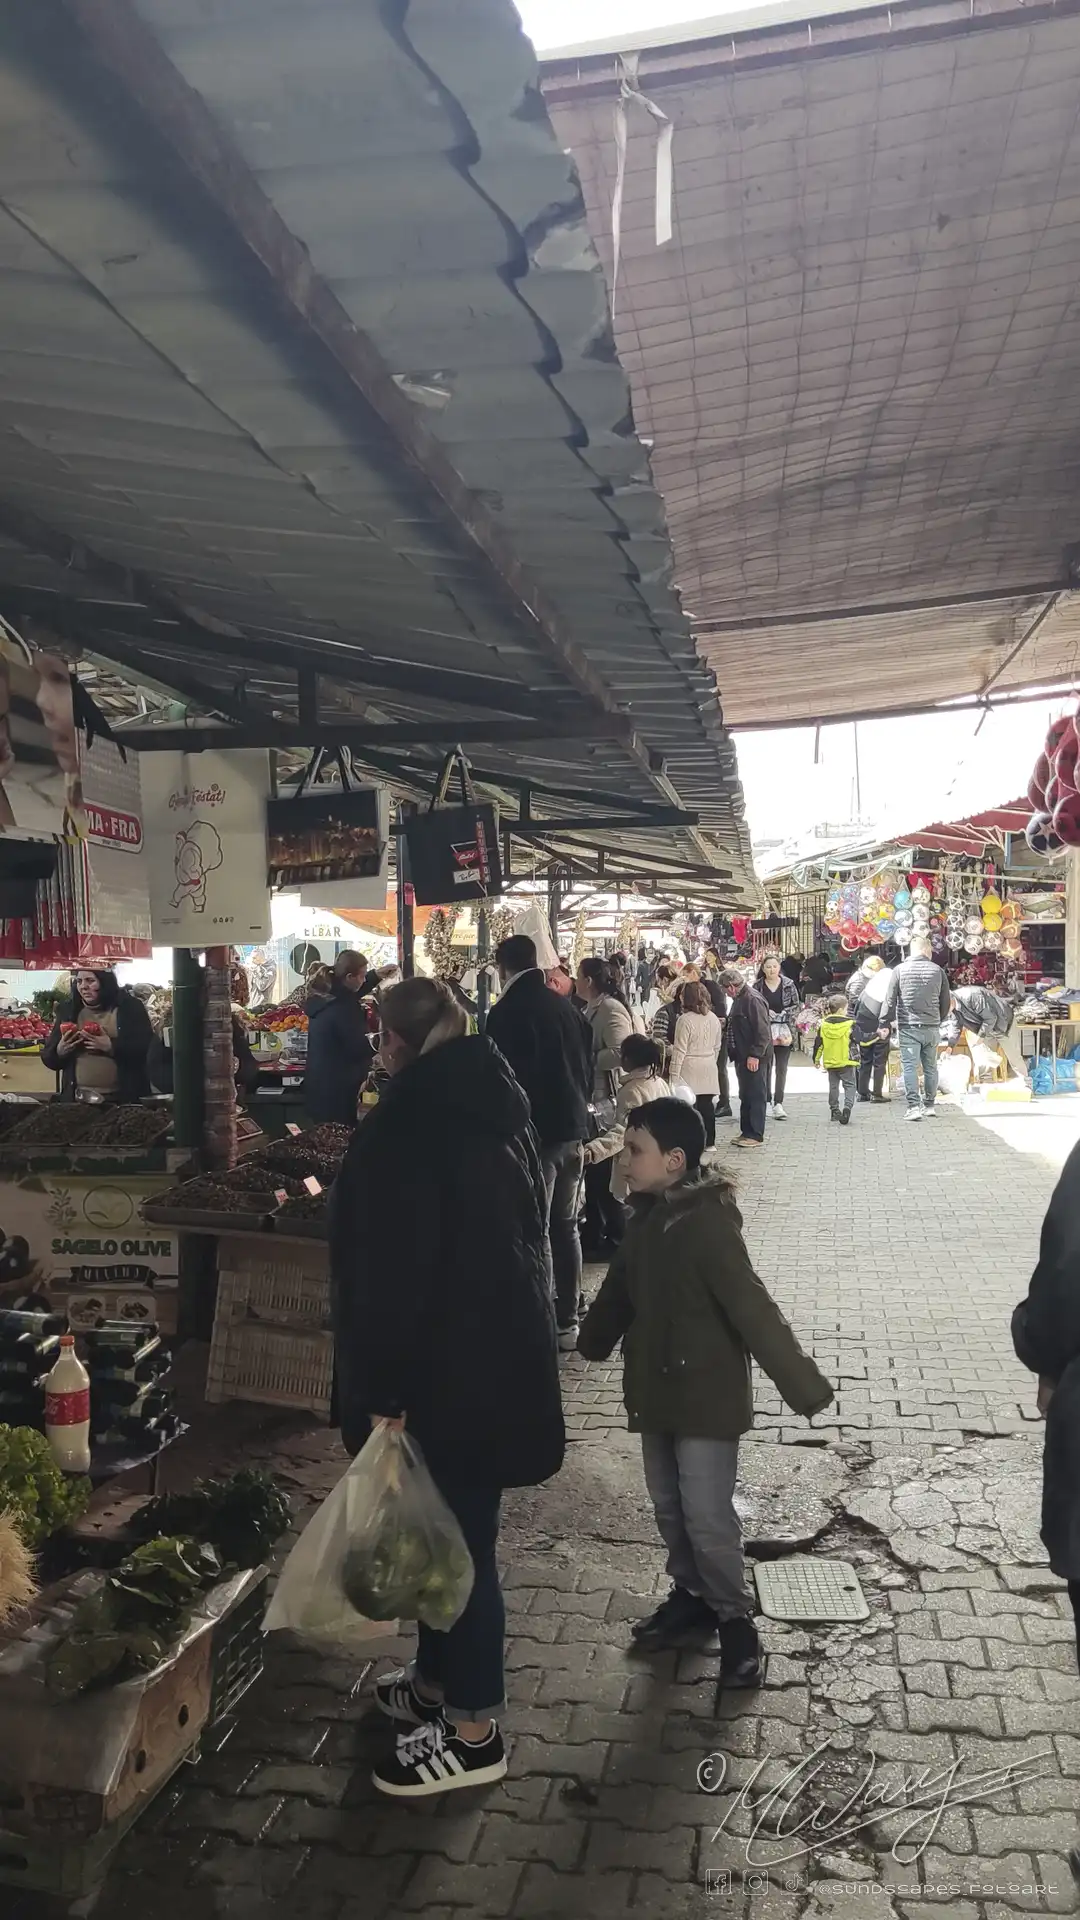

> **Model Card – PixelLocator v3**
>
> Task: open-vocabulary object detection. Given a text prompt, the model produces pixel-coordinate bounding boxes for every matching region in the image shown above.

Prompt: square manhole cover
[755,1556,869,1623]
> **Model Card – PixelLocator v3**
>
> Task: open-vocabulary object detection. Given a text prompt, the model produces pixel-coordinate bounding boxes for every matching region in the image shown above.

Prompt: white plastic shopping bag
[264,1424,473,1651]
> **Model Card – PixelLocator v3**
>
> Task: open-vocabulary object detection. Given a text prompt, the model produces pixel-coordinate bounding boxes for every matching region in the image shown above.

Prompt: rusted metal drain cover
[755,1555,869,1623]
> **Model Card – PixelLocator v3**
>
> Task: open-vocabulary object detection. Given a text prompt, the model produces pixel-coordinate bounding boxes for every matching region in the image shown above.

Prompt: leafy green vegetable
[342,1522,473,1631]
[45,1534,223,1698]
[0,1424,90,1547]
[132,1468,289,1568]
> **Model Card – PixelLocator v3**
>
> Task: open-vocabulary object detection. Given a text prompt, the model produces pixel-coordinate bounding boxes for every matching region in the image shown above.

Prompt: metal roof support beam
[351,752,692,823]
[0,586,580,726]
[731,678,1080,733]
[116,714,626,751]
[79,635,272,735]
[388,809,699,834]
[52,0,657,775]
[696,583,1069,635]
[514,831,734,885]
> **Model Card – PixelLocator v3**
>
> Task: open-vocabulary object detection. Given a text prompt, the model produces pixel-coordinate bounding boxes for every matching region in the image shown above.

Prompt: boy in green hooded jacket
[578,1098,833,1679]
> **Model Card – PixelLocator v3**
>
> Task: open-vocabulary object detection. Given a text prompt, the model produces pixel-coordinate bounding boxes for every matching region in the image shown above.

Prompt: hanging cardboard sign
[76,734,152,962]
[295,787,391,909]
[0,645,81,840]
[404,803,502,906]
[268,778,385,892]
[141,749,270,943]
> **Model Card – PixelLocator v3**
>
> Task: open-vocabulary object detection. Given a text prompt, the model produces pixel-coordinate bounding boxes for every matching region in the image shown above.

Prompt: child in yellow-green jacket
[813,993,858,1125]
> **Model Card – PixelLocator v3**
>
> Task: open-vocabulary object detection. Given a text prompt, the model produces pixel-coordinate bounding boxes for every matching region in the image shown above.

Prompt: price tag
[283,1075,303,1088]
[274,1188,289,1206]
[303,1176,323,1197]
[285,1123,302,1137]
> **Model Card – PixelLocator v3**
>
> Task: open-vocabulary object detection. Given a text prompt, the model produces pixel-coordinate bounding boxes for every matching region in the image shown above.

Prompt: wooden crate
[206,1234,333,1415]
[0,1569,264,1894]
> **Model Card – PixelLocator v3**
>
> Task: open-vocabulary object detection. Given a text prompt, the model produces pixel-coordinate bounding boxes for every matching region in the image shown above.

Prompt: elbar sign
[141,748,270,943]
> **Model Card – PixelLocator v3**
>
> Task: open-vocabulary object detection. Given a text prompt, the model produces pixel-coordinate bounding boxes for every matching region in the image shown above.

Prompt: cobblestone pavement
[28,1069,1080,1919]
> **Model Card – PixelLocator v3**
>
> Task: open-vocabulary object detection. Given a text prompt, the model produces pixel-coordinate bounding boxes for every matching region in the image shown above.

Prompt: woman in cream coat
[670,980,723,1148]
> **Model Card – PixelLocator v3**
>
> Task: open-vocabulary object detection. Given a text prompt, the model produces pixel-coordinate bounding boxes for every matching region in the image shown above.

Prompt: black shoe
[857,1092,871,1102]
[830,1110,841,1122]
[717,1106,733,1119]
[630,1585,718,1650]
[840,1109,851,1125]
[872,1093,891,1104]
[373,1718,507,1798]
[718,1615,763,1688]
[373,1668,445,1727]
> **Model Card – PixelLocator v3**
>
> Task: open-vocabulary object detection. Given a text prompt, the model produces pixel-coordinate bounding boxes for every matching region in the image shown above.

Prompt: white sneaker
[557,1323,580,1352]
[906,1108,924,1122]
[773,1104,787,1120]
[923,1102,937,1116]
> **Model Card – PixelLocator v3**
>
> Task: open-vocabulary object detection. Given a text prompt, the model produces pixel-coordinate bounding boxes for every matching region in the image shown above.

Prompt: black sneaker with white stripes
[373,1717,508,1798]
[373,1667,444,1727]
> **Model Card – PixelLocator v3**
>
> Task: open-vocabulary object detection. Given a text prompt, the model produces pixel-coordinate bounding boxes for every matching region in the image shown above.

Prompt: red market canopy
[894,801,1033,859]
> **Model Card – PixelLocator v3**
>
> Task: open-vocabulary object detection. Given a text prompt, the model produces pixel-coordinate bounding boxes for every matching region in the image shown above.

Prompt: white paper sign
[78,734,152,957]
[141,748,270,943]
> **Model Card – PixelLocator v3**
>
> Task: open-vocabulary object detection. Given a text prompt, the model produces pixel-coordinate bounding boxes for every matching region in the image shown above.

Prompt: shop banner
[141,749,270,943]
[0,1166,179,1333]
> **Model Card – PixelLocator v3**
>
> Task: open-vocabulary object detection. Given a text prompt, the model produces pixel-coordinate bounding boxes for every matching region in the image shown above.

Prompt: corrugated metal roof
[0,0,757,901]
[542,0,1080,728]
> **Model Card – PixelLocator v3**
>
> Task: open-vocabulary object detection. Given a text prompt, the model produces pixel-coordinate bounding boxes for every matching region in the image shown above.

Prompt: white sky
[735,702,1049,848]
[517,0,724,48]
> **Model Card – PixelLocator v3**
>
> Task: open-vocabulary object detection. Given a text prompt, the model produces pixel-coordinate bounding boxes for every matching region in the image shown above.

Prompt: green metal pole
[172,946,204,1154]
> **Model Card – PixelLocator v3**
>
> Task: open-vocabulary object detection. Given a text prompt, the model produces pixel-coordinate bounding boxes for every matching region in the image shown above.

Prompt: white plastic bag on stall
[513,900,560,973]
[264,1424,474,1651]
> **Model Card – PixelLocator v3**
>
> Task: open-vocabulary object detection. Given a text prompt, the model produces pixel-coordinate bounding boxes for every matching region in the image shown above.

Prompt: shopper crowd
[42,935,1042,1812]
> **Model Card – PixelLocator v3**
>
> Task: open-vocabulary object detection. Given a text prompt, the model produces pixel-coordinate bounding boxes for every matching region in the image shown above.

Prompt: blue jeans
[414,1479,505,1721]
[899,1025,940,1109]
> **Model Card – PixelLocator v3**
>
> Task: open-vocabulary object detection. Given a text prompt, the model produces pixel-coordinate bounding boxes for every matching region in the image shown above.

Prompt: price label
[285,1123,302,1136]
[283,1075,303,1088]
[274,1188,289,1206]
[303,1176,323,1197]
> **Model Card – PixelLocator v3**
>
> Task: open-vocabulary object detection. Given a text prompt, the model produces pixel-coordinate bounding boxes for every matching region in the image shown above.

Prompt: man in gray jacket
[881,937,951,1121]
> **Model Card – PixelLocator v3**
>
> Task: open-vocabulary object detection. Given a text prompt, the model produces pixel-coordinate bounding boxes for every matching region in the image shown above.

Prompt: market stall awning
[542,0,1080,729]
[894,801,1033,858]
[0,0,757,905]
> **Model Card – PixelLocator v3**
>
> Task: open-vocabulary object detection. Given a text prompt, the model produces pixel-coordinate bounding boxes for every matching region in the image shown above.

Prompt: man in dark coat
[487,934,593,1340]
[720,970,772,1147]
[1012,1139,1080,1652]
[330,978,564,1801]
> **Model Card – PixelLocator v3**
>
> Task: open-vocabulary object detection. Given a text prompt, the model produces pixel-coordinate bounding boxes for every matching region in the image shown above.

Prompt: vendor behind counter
[148,1015,259,1098]
[41,968,152,1102]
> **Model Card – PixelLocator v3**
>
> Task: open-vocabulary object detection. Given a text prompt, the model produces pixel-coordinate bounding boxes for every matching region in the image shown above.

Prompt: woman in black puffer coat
[330,978,565,1798]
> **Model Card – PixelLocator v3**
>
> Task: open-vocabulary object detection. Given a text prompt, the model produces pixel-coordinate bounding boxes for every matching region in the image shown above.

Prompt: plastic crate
[216,1239,330,1330]
[205,1319,333,1414]
[209,1570,267,1724]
